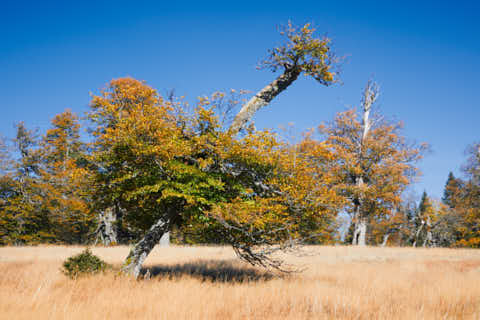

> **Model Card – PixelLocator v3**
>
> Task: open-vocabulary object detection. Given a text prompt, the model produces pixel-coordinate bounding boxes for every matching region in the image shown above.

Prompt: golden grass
[1,245,479,319]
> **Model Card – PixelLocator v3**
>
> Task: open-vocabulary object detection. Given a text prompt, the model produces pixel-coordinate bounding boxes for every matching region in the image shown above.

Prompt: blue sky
[1,0,479,199]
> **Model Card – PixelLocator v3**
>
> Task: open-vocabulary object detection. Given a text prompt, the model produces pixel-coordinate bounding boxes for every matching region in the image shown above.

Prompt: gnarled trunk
[230,67,301,134]
[95,207,118,245]
[122,218,170,278]
[352,215,368,246]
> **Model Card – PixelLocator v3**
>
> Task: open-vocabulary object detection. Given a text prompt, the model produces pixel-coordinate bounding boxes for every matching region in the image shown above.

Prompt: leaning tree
[230,21,338,134]
[87,78,342,277]
[87,22,341,278]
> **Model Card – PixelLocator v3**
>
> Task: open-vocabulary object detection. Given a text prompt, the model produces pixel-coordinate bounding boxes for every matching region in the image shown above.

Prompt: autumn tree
[39,110,94,243]
[455,182,480,247]
[445,144,480,247]
[230,22,338,133]
[412,191,461,247]
[87,78,342,277]
[369,208,410,246]
[0,123,54,244]
[412,191,434,247]
[0,136,14,243]
[319,82,427,246]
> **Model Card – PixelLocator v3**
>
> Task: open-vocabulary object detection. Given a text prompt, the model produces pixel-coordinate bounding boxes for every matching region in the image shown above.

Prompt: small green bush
[62,248,109,279]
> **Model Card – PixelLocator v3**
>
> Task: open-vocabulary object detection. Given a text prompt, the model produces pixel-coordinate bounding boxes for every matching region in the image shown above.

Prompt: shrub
[62,248,109,279]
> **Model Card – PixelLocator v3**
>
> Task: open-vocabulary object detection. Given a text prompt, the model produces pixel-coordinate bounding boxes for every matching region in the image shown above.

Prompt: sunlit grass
[0,245,479,319]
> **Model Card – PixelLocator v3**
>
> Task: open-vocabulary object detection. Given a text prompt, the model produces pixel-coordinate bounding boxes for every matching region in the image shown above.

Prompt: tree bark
[122,217,170,278]
[356,216,368,246]
[230,67,301,134]
[423,217,433,247]
[95,207,118,245]
[351,214,368,246]
[352,220,358,245]
[413,220,425,247]
[351,80,378,246]
[160,232,170,246]
[381,233,390,247]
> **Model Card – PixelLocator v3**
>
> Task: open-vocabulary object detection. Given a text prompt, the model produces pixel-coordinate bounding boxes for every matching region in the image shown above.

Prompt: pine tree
[442,172,462,208]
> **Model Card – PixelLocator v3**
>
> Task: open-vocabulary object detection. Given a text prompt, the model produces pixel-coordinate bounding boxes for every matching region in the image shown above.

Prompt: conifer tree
[442,172,462,208]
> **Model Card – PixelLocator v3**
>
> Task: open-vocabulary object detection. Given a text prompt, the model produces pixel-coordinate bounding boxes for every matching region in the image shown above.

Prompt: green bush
[62,248,109,279]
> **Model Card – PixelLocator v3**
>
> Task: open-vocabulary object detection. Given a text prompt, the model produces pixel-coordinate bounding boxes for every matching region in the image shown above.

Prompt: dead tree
[351,80,379,246]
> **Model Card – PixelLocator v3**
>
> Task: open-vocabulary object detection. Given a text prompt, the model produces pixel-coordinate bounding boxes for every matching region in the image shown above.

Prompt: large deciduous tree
[318,82,427,246]
[87,78,342,277]
[413,191,461,248]
[442,144,480,247]
[39,110,94,243]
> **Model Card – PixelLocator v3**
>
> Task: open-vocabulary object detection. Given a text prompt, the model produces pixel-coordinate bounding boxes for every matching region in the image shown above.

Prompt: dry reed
[0,245,479,319]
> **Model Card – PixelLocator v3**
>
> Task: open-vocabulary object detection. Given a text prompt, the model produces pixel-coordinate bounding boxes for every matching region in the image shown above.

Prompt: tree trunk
[351,81,378,246]
[356,216,368,246]
[122,218,170,278]
[423,217,433,247]
[381,233,390,247]
[160,232,170,246]
[413,220,425,247]
[352,220,358,245]
[351,214,368,246]
[230,67,301,134]
[95,207,118,245]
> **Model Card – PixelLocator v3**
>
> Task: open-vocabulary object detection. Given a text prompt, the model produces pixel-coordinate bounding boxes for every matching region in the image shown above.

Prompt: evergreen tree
[442,172,462,208]
[418,191,429,215]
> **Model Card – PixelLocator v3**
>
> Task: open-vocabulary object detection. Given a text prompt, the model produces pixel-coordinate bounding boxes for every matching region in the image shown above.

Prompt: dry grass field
[1,245,479,319]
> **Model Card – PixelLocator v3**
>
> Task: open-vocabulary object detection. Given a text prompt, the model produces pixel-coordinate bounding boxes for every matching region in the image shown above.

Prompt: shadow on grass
[140,259,275,283]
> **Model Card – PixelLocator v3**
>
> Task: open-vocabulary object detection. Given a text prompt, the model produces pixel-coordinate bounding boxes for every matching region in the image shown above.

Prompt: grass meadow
[0,245,479,319]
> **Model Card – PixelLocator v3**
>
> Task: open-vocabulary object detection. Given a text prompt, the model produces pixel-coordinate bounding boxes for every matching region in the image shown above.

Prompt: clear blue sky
[1,0,479,199]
